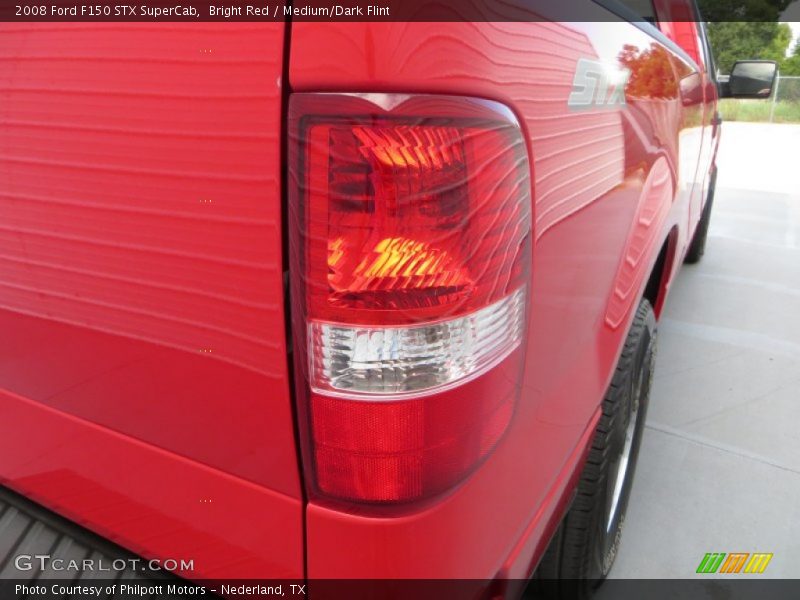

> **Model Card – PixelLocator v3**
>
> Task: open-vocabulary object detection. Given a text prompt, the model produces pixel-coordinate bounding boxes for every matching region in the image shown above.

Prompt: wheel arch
[642,225,680,319]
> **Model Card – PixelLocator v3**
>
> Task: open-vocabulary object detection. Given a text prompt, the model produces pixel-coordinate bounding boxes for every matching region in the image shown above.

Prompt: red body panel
[0,7,718,586]
[0,24,303,579]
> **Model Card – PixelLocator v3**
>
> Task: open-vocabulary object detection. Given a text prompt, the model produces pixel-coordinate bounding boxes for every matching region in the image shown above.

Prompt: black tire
[528,300,657,599]
[684,166,717,264]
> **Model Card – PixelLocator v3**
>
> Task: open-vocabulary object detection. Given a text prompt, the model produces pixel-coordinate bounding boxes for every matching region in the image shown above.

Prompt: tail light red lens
[289,94,531,503]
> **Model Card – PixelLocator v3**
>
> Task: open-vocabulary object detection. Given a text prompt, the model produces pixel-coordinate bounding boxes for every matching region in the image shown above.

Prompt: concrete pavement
[607,123,800,579]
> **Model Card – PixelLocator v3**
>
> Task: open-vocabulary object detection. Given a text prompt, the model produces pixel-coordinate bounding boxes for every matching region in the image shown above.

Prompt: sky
[783,2,800,55]
[790,23,800,55]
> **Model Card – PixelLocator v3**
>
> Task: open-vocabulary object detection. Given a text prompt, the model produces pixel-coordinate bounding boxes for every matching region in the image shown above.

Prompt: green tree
[698,0,794,22]
[782,39,800,76]
[707,22,792,74]
[767,23,794,61]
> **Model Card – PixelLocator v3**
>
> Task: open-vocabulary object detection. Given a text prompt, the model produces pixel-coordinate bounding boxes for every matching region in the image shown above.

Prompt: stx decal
[568,58,630,110]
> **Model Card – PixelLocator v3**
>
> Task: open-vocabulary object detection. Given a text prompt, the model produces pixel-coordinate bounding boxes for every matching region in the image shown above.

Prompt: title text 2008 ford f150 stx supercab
[0,1,777,597]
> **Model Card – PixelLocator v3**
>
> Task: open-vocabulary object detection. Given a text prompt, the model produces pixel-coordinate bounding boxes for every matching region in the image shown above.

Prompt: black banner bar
[1,0,798,22]
[4,579,800,600]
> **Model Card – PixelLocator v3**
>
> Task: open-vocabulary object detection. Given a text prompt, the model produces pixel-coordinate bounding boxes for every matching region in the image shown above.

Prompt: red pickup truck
[0,1,777,597]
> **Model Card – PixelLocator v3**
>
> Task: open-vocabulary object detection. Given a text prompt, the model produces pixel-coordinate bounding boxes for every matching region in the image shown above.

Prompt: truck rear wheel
[529,299,657,598]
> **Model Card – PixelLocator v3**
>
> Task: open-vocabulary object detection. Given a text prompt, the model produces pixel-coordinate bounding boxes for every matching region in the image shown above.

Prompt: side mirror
[721,60,778,99]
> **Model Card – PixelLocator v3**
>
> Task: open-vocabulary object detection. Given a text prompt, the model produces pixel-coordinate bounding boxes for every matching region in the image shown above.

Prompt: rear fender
[605,156,675,329]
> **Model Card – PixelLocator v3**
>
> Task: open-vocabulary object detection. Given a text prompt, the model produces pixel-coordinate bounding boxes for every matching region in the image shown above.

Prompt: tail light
[289,93,531,504]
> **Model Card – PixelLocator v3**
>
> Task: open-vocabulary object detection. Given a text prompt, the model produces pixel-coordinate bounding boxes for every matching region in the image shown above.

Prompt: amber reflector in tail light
[289,94,531,503]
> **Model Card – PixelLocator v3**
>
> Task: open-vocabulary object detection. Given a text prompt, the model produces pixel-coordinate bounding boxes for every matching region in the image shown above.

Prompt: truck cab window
[618,0,658,22]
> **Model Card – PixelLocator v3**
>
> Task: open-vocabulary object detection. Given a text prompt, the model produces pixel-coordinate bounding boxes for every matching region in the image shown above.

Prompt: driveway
[607,122,800,579]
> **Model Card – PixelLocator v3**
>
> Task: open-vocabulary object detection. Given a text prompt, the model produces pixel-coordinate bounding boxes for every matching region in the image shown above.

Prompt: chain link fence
[719,74,800,123]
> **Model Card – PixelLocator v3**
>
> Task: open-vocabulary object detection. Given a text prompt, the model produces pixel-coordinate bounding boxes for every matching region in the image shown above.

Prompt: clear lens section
[309,288,525,397]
